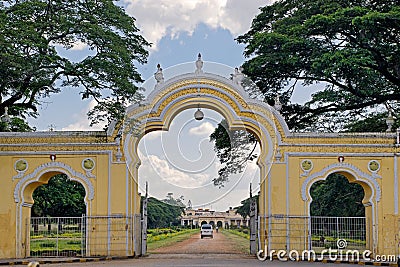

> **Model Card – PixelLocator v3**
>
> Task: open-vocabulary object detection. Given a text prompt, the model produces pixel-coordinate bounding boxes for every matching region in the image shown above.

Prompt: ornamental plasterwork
[301,162,381,202]
[14,161,95,203]
[13,159,28,179]
[300,159,313,177]
[368,160,381,178]
[82,158,96,178]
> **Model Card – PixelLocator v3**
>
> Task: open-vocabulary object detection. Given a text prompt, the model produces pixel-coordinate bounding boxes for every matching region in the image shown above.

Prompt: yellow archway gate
[0,57,399,259]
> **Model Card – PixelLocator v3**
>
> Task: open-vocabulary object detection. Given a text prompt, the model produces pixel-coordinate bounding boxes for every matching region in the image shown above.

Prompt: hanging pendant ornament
[194,105,204,121]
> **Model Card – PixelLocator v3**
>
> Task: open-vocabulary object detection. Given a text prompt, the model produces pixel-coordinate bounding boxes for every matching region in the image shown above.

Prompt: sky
[26,0,273,211]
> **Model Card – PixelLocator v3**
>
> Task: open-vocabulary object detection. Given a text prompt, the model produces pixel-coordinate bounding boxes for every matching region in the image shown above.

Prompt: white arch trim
[14,161,95,204]
[301,162,381,203]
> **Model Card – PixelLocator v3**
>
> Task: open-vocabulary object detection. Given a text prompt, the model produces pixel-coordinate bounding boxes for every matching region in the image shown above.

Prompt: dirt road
[149,229,245,254]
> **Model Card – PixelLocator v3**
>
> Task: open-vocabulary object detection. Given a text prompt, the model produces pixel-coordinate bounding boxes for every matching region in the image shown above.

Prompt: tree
[144,197,184,228]
[162,193,186,208]
[0,0,150,131]
[234,195,259,220]
[31,174,86,217]
[310,174,365,217]
[237,0,400,131]
[209,119,257,187]
[210,0,400,187]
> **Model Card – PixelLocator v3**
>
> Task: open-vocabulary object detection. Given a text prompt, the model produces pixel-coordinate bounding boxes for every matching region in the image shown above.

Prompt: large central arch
[123,62,286,229]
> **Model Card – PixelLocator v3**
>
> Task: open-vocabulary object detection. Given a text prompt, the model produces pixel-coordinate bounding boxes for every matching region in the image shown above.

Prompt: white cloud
[61,100,106,131]
[123,0,268,50]
[70,40,88,51]
[140,152,211,188]
[144,131,163,140]
[188,121,215,136]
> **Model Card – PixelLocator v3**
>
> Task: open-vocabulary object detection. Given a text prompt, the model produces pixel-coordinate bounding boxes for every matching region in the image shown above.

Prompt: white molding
[14,161,95,204]
[286,152,395,157]
[301,162,381,203]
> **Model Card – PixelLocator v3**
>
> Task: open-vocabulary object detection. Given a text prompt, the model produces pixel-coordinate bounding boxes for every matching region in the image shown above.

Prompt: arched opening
[137,107,262,254]
[28,173,87,257]
[310,173,367,252]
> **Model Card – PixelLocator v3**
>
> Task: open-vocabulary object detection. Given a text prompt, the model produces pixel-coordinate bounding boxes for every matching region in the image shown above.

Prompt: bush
[39,242,56,248]
[66,240,81,245]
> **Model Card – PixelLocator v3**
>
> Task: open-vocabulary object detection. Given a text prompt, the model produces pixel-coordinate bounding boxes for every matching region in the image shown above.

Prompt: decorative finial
[195,53,203,74]
[386,111,395,132]
[231,67,244,88]
[154,63,164,88]
[274,95,282,112]
[1,107,11,131]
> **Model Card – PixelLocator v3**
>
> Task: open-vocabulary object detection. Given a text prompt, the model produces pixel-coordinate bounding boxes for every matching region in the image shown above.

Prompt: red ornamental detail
[50,154,56,161]
[338,156,344,162]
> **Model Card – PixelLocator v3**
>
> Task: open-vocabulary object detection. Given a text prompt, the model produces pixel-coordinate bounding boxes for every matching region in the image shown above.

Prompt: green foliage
[143,197,184,229]
[234,195,259,220]
[238,0,400,131]
[32,174,86,217]
[225,229,250,240]
[0,0,150,131]
[209,119,258,187]
[210,0,399,188]
[310,174,365,217]
[162,192,186,207]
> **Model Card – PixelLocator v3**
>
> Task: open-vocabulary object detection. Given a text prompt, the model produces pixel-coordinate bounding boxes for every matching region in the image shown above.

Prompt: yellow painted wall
[1,73,400,260]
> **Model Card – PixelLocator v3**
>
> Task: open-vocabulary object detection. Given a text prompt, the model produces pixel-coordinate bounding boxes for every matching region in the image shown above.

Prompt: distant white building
[181,207,249,228]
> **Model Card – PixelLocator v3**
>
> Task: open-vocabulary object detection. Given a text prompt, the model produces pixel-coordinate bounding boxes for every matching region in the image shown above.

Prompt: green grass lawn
[147,229,198,252]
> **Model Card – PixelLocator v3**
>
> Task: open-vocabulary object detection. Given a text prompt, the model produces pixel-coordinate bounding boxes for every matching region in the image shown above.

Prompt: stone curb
[0,256,398,266]
[0,256,135,266]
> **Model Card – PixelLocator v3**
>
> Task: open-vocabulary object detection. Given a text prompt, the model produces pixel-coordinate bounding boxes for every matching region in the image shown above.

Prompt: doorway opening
[138,108,260,255]
[29,174,86,257]
[310,173,366,251]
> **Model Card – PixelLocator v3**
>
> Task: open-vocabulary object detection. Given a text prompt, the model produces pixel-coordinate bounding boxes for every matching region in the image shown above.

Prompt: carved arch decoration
[301,162,381,206]
[122,71,290,185]
[14,161,95,206]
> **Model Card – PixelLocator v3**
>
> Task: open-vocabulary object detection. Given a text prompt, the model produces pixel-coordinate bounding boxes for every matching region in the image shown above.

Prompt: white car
[200,224,213,239]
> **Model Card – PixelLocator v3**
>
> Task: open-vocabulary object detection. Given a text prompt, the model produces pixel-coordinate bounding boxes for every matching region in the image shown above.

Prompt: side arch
[301,162,380,253]
[14,161,94,207]
[301,162,381,206]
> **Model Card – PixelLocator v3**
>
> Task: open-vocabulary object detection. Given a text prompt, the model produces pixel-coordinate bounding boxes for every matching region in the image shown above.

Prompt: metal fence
[84,215,133,257]
[29,216,136,257]
[262,215,366,253]
[311,216,366,251]
[29,217,84,257]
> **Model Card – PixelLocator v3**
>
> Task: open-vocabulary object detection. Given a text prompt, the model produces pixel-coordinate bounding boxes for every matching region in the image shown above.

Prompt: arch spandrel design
[123,71,288,184]
[14,161,95,205]
[301,162,381,205]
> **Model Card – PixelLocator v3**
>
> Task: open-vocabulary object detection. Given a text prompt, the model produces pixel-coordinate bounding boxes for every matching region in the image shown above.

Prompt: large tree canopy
[210,0,400,187]
[238,0,400,131]
[0,0,150,131]
[32,174,86,217]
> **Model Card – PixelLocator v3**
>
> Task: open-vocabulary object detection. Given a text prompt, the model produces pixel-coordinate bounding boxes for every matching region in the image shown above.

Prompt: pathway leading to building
[149,229,246,255]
